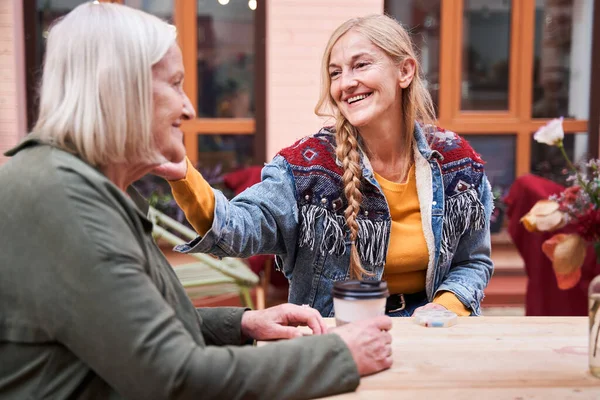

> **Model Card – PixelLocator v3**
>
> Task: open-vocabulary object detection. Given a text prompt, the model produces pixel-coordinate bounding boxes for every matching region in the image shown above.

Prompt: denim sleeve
[435,174,494,315]
[176,156,299,263]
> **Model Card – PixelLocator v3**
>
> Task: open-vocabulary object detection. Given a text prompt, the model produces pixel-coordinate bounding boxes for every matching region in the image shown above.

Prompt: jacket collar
[357,122,445,175]
[320,121,444,171]
[413,123,444,161]
[3,134,43,157]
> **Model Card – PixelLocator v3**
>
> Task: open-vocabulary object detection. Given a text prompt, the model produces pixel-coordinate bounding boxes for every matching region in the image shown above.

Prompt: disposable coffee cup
[332,280,389,326]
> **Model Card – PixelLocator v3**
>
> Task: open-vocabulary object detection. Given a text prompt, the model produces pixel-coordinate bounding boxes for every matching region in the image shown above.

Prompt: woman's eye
[355,62,369,69]
[329,71,341,79]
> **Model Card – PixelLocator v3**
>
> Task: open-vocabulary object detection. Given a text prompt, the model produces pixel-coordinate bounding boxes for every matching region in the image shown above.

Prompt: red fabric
[277,136,342,174]
[430,132,486,165]
[223,166,263,196]
[505,174,600,316]
[223,167,288,288]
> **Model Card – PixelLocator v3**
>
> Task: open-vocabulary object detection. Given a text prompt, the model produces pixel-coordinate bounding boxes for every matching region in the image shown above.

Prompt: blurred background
[1,0,598,315]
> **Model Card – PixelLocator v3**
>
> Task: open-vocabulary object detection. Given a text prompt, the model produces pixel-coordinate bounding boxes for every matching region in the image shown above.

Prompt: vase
[589,274,600,378]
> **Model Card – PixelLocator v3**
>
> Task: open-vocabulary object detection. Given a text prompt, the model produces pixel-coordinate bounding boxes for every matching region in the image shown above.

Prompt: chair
[148,206,260,309]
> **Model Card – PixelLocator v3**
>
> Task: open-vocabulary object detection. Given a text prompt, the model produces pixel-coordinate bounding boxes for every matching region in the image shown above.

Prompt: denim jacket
[177,123,494,316]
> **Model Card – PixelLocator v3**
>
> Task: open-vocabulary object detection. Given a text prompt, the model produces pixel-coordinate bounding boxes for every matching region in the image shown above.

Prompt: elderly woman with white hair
[0,3,393,399]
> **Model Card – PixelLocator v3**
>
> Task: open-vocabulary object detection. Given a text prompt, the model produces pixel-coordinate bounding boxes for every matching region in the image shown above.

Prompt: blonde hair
[32,2,177,167]
[315,14,436,279]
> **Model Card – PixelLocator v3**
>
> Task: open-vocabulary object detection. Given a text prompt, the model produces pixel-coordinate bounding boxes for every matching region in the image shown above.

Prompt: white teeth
[347,94,370,104]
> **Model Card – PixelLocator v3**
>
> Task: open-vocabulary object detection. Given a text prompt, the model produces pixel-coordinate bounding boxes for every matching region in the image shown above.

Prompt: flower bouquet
[520,117,600,377]
[520,117,600,288]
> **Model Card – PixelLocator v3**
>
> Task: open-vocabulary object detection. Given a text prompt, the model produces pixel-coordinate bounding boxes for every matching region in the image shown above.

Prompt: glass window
[196,0,255,118]
[197,134,255,179]
[25,1,88,126]
[531,0,594,119]
[385,0,441,114]
[35,1,88,56]
[531,132,589,186]
[123,0,173,22]
[467,134,516,233]
[461,0,511,111]
[467,134,516,190]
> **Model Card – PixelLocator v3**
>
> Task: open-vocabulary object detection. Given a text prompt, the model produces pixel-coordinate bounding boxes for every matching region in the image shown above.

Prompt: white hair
[32,2,177,166]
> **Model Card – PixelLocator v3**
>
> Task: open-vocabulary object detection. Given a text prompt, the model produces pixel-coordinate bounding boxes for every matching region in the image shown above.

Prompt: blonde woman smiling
[157,15,494,319]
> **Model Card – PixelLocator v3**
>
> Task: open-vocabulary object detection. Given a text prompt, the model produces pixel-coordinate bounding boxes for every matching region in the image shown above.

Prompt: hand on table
[240,303,328,341]
[412,302,447,316]
[332,316,393,376]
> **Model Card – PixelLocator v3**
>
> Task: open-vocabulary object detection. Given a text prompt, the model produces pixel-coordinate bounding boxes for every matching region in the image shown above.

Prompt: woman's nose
[340,72,358,92]
[182,94,196,120]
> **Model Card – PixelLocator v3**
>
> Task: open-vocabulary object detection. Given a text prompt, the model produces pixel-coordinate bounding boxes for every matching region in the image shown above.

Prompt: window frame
[385,0,596,177]
[174,0,265,166]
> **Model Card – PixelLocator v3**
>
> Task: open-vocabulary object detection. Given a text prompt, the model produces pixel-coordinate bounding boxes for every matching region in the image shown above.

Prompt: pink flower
[542,233,587,290]
[561,185,581,206]
[576,207,600,242]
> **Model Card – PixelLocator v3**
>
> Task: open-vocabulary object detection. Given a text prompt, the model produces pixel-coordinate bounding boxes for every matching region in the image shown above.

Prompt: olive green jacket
[0,137,359,400]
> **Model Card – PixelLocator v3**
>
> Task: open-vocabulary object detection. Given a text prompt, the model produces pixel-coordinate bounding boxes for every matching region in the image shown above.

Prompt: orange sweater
[373,167,470,316]
[169,158,470,316]
[374,166,428,294]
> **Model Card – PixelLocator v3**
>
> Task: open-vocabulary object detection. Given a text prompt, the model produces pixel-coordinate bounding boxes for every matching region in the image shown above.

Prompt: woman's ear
[398,58,416,89]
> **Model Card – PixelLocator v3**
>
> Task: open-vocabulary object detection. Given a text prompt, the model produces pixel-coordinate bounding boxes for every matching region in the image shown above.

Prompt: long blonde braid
[335,117,372,279]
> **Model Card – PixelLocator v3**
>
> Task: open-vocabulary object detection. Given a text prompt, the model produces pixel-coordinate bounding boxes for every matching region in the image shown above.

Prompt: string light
[218,0,229,5]
[248,0,257,10]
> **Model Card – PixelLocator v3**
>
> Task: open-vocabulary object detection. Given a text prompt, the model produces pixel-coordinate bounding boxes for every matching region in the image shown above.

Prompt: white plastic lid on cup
[332,280,390,326]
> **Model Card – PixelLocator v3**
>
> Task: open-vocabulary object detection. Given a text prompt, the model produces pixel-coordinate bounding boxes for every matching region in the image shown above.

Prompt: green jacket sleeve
[183,334,359,400]
[195,307,247,346]
[36,167,359,400]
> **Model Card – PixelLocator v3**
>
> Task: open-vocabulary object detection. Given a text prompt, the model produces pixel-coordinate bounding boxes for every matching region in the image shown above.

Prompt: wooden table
[318,317,600,399]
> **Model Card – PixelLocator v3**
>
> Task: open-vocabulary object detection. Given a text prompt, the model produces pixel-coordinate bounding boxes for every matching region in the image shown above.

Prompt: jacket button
[321,198,327,204]
[364,211,369,216]
[305,195,310,201]
[332,198,342,211]
[432,201,437,206]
